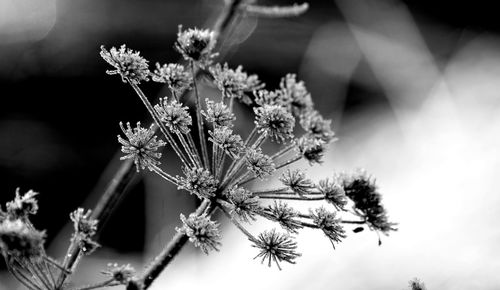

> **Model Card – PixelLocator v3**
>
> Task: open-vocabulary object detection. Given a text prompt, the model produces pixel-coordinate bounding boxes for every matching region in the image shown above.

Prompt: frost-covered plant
[2,1,396,290]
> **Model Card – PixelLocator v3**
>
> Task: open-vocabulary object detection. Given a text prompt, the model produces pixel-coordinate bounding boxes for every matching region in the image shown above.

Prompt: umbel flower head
[295,135,327,164]
[202,99,235,127]
[254,104,295,143]
[70,208,100,255]
[310,207,345,248]
[280,169,314,195]
[300,110,336,143]
[177,167,218,199]
[102,263,136,284]
[280,74,313,116]
[264,202,302,234]
[155,98,192,134]
[6,189,39,219]
[100,45,150,84]
[210,63,264,103]
[254,89,291,108]
[0,219,45,259]
[209,126,244,159]
[117,122,166,172]
[177,213,221,254]
[245,147,275,179]
[225,187,262,223]
[175,26,217,66]
[317,178,347,210]
[251,229,301,270]
[152,63,192,94]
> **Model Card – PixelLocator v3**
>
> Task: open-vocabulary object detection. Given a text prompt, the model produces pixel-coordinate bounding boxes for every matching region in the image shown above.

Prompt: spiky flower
[251,229,300,270]
[254,104,295,143]
[340,170,396,233]
[317,178,347,210]
[100,45,149,84]
[279,169,314,195]
[295,135,326,164]
[155,98,192,134]
[177,167,217,199]
[177,213,221,254]
[245,147,275,179]
[310,207,345,248]
[152,63,191,93]
[264,202,302,234]
[209,126,244,159]
[117,122,166,172]
[210,63,264,102]
[0,219,45,258]
[70,208,100,255]
[175,26,216,66]
[254,89,290,108]
[202,99,235,127]
[6,189,39,219]
[280,74,313,116]
[300,110,335,143]
[225,187,262,222]
[102,263,136,284]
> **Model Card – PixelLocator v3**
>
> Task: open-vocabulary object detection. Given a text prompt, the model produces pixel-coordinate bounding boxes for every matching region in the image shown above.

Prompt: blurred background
[1,0,500,289]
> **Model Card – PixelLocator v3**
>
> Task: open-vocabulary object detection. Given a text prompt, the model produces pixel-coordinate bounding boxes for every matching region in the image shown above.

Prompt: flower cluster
[177,213,221,254]
[152,63,191,94]
[70,208,100,255]
[210,63,264,103]
[100,45,150,84]
[175,26,217,67]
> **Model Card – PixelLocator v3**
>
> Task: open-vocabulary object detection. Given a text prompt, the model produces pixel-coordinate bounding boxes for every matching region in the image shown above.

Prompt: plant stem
[190,61,211,169]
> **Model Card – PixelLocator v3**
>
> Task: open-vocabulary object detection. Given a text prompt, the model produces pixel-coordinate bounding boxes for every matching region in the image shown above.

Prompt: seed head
[254,89,290,108]
[254,104,295,143]
[6,189,39,219]
[317,178,347,210]
[280,74,313,116]
[279,169,314,195]
[152,63,191,93]
[245,147,275,179]
[300,110,336,143]
[117,122,166,172]
[295,135,327,164]
[70,208,98,238]
[100,45,149,84]
[209,126,244,159]
[0,219,45,258]
[102,263,136,284]
[177,167,218,199]
[202,99,235,127]
[251,229,300,270]
[175,26,217,66]
[155,98,192,134]
[264,202,302,234]
[310,207,345,248]
[225,187,262,223]
[210,63,264,103]
[177,213,221,254]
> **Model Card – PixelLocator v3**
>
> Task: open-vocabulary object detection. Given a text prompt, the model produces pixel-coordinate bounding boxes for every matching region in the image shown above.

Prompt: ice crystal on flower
[155,98,192,134]
[317,178,347,210]
[209,126,244,159]
[177,167,218,199]
[70,208,100,255]
[300,110,335,143]
[279,169,314,195]
[295,135,326,164]
[202,99,235,127]
[177,213,221,254]
[100,45,150,84]
[254,104,295,143]
[280,74,313,116]
[225,187,262,223]
[210,63,264,102]
[6,189,39,219]
[245,147,275,179]
[264,202,302,234]
[310,207,345,248]
[152,63,191,93]
[102,263,136,284]
[252,229,300,270]
[175,26,216,66]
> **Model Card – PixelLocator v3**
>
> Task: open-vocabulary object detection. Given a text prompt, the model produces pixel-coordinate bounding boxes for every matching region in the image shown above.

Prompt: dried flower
[295,135,326,164]
[254,104,295,143]
[245,147,275,179]
[279,169,314,195]
[177,213,221,254]
[210,63,264,102]
[0,219,45,258]
[264,202,302,234]
[251,229,300,270]
[310,207,345,248]
[152,63,191,93]
[70,208,98,238]
[317,178,347,210]
[280,74,313,116]
[300,110,335,143]
[177,167,217,199]
[117,122,166,172]
[209,126,244,159]
[102,263,136,284]
[100,45,150,84]
[254,89,290,108]
[202,99,235,127]
[225,187,262,223]
[6,189,39,219]
[155,98,192,134]
[175,26,216,66]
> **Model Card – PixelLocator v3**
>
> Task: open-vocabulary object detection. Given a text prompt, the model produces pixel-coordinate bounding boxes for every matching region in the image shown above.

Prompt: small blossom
[245,147,275,179]
[264,202,302,234]
[177,213,221,254]
[6,189,39,219]
[177,167,218,199]
[254,89,291,108]
[202,99,235,127]
[340,170,397,233]
[225,187,262,223]
[280,74,313,116]
[175,26,217,66]
[251,229,300,270]
[210,63,264,102]
[310,207,345,248]
[100,45,149,84]
[0,219,45,258]
[102,263,136,284]
[117,122,166,172]
[254,104,295,143]
[70,208,98,238]
[295,135,327,164]
[155,98,192,134]
[209,126,244,159]
[279,169,314,195]
[152,63,191,93]
[317,178,347,210]
[300,110,336,143]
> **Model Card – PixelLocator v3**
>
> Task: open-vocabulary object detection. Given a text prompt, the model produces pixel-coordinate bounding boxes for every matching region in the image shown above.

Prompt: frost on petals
[100,45,150,84]
[251,229,300,270]
[175,26,217,66]
[177,213,221,254]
